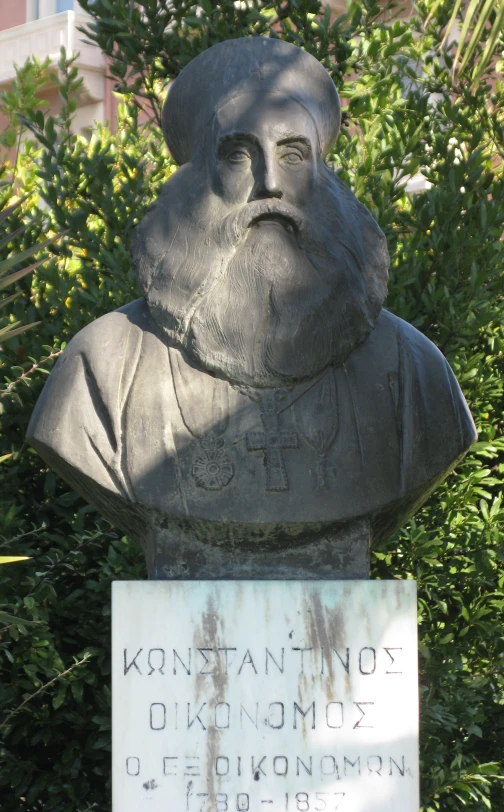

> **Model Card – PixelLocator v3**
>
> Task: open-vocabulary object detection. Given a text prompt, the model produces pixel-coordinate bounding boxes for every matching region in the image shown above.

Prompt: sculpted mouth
[249,212,298,233]
[217,200,306,250]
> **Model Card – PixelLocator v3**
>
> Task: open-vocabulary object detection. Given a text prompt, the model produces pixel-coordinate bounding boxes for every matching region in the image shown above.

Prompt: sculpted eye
[281,151,303,165]
[227,149,250,164]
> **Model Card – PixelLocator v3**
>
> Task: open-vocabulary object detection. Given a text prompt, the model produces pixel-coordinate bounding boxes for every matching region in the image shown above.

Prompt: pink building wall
[0,0,25,31]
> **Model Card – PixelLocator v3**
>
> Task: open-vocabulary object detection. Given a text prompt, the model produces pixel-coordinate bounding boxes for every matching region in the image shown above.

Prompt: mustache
[215,199,309,250]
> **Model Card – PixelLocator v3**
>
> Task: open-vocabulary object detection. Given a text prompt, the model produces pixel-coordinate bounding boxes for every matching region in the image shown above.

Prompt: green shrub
[0,1,503,809]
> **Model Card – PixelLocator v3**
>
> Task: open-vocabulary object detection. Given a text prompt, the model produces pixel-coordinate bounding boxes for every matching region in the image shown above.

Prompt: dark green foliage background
[0,1,503,809]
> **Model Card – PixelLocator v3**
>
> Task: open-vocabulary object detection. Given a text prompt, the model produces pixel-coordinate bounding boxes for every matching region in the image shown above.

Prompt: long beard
[186,221,354,386]
[133,167,389,388]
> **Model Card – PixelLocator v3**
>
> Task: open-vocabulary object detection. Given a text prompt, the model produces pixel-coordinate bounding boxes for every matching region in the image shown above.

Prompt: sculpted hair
[312,160,389,324]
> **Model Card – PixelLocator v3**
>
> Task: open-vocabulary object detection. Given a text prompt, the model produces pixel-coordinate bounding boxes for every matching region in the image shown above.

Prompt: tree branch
[0,653,91,731]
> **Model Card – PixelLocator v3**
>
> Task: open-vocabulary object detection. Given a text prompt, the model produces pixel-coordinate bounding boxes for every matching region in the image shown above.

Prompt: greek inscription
[218,648,237,675]
[292,647,312,674]
[188,703,207,730]
[126,756,140,776]
[359,647,376,675]
[240,703,259,729]
[367,756,383,776]
[265,648,284,674]
[185,757,200,776]
[147,648,165,675]
[124,648,142,676]
[161,754,408,781]
[143,697,383,731]
[332,648,350,674]
[216,756,229,776]
[320,756,339,778]
[197,648,215,675]
[389,756,406,776]
[296,757,312,776]
[326,702,344,729]
[121,645,407,677]
[353,701,374,729]
[293,702,315,730]
[267,701,284,729]
[215,702,231,729]
[238,649,258,674]
[150,702,166,731]
[115,586,417,809]
[344,756,361,776]
[173,648,191,675]
[384,647,403,674]
[252,756,267,779]
[163,756,177,775]
[273,756,288,776]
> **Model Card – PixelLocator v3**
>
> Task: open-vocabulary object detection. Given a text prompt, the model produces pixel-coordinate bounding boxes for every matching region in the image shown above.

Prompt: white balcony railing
[0,10,105,101]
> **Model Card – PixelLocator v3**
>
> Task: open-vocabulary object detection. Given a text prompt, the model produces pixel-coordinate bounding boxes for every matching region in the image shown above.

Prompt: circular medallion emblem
[192,433,234,491]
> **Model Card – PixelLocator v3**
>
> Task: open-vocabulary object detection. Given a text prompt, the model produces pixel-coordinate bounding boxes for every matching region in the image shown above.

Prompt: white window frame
[26,0,74,21]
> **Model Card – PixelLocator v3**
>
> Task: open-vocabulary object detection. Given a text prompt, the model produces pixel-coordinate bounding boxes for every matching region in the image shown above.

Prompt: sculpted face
[212,94,318,210]
[133,92,389,388]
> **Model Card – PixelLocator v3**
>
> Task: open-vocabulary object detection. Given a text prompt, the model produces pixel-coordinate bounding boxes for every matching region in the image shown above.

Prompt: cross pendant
[246,391,298,492]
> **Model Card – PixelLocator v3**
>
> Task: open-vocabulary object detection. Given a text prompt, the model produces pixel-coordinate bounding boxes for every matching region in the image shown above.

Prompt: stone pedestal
[112,580,419,811]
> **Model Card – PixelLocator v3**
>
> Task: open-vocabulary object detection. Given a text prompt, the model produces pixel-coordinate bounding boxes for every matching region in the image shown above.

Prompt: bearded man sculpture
[27,38,476,579]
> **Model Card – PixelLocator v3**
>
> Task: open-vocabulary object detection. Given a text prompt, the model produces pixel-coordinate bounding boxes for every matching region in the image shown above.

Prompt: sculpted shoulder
[368,307,438,351]
[56,297,152,365]
[26,298,157,467]
[361,306,476,465]
[359,307,461,373]
[370,306,475,433]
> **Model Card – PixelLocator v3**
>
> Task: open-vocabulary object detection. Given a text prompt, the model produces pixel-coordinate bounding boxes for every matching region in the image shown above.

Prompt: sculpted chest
[122,338,402,526]
[27,301,475,577]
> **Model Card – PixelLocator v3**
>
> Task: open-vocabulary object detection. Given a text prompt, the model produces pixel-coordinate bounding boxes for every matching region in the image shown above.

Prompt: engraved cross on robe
[246,390,298,491]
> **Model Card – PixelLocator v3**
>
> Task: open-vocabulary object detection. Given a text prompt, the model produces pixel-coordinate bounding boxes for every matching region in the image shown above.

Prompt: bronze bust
[27,38,476,579]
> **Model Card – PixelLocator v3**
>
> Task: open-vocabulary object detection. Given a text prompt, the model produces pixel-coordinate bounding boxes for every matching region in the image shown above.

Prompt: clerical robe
[27,298,476,577]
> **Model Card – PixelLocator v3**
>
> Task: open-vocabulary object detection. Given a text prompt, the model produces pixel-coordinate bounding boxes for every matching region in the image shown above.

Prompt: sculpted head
[132,38,389,387]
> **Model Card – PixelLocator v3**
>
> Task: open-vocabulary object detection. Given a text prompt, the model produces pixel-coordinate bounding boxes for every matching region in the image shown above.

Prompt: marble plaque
[112,580,419,812]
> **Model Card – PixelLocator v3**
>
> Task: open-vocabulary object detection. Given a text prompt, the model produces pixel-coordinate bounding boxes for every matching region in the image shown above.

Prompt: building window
[27,0,74,20]
[26,0,40,20]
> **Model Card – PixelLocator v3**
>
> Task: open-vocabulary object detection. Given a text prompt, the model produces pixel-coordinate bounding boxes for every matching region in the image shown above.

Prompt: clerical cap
[162,37,341,165]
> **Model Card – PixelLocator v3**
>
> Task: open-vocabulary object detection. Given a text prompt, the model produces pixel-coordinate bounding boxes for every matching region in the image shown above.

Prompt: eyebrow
[217,133,313,152]
[277,136,312,151]
[217,132,260,150]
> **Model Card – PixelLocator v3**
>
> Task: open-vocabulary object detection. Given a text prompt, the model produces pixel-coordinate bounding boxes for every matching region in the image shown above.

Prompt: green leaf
[0,239,55,277]
[451,0,484,72]
[0,195,29,227]
[472,3,504,84]
[458,0,497,75]
[0,320,41,340]
[0,258,47,290]
[0,611,39,626]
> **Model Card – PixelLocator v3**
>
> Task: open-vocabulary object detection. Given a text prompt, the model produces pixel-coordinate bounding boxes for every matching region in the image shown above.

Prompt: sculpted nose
[252,156,283,200]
